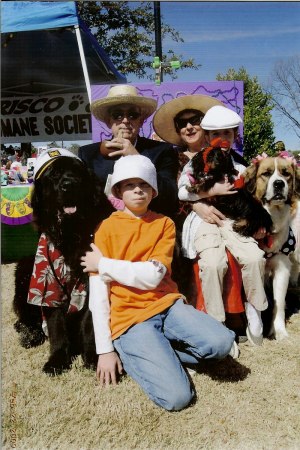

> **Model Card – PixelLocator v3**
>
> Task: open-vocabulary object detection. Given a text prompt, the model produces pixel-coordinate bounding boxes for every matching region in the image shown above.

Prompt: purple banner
[91,81,244,150]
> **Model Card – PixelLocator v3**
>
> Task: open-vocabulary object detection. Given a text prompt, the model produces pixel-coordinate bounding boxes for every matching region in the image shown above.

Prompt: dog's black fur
[187,147,273,237]
[13,156,113,375]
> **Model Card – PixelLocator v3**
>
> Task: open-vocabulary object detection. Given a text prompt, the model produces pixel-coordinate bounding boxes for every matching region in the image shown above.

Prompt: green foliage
[77,1,199,80]
[217,67,275,162]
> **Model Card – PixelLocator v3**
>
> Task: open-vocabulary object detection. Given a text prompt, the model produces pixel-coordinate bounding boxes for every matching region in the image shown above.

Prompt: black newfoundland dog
[14,149,113,375]
[187,141,273,237]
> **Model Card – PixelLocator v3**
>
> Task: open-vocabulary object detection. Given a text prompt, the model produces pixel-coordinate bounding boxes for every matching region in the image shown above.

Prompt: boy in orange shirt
[81,155,238,411]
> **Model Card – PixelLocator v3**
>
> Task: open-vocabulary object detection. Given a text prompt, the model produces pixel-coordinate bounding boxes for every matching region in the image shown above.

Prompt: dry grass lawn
[2,262,300,450]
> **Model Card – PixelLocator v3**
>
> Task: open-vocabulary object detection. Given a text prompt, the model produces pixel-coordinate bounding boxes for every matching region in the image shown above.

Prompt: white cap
[110,155,158,198]
[201,105,242,130]
[34,148,80,180]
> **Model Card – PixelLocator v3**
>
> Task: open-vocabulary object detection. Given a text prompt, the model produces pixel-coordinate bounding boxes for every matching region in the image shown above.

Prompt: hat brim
[153,95,224,146]
[91,95,157,123]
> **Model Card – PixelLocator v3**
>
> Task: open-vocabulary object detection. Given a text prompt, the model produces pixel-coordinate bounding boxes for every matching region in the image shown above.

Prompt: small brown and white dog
[244,155,300,340]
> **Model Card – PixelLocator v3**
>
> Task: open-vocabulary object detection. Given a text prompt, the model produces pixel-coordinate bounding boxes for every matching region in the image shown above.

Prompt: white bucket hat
[201,105,242,130]
[91,85,157,123]
[110,155,158,198]
[34,148,80,180]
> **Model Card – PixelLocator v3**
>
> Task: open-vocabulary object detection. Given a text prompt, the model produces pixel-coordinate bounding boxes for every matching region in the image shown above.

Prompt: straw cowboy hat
[91,85,157,123]
[153,95,224,146]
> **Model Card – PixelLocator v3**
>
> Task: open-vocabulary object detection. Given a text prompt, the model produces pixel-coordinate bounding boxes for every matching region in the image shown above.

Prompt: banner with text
[1,93,92,143]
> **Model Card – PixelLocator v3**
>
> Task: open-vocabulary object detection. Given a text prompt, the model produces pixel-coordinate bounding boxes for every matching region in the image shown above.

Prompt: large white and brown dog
[244,155,300,340]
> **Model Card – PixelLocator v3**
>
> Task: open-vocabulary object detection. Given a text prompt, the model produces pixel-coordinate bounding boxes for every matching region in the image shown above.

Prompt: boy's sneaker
[246,326,263,346]
[229,341,240,359]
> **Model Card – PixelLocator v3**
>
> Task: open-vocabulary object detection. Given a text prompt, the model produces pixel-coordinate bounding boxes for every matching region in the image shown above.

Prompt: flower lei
[251,151,297,166]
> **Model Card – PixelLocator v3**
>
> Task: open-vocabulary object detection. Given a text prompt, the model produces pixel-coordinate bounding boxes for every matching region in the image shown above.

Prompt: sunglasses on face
[110,110,141,121]
[175,114,203,130]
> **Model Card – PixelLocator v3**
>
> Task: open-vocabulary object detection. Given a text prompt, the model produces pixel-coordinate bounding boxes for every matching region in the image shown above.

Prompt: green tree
[217,67,275,162]
[77,1,199,80]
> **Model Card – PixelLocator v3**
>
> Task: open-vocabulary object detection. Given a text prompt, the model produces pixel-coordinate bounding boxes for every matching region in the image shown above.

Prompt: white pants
[194,219,268,322]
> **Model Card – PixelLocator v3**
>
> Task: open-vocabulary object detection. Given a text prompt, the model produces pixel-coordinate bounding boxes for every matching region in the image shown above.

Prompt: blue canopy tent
[1,1,126,100]
[1,1,126,144]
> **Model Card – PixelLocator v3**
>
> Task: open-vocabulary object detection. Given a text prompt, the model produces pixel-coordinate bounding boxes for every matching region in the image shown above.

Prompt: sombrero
[153,95,224,146]
[91,85,157,123]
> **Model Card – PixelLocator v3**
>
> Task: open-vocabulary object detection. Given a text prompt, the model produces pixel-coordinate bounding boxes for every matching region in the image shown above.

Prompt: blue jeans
[113,299,235,411]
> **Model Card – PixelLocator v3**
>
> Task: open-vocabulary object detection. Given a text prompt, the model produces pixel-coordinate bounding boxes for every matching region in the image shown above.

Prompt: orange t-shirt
[94,210,182,340]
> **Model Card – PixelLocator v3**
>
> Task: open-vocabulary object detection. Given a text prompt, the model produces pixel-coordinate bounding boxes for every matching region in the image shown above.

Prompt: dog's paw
[274,328,289,341]
[42,350,72,376]
[14,321,46,348]
[268,324,289,341]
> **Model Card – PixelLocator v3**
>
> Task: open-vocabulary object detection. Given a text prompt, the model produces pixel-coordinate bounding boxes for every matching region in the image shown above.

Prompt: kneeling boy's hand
[81,243,103,273]
[97,352,123,387]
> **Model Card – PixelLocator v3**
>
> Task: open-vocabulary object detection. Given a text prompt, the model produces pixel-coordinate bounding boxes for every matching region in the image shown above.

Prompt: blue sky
[129,1,300,150]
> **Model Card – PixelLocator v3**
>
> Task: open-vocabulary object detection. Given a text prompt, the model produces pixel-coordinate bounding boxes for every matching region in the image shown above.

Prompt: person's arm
[89,275,123,386]
[98,257,166,288]
[190,178,238,225]
[82,244,167,289]
[98,217,176,286]
[192,201,226,226]
[82,216,175,288]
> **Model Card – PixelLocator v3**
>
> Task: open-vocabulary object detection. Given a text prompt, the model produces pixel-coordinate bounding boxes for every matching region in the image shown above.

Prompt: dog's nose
[61,179,73,191]
[273,179,285,192]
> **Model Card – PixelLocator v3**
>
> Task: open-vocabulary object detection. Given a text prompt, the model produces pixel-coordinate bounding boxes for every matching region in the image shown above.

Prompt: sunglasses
[175,114,203,130]
[110,110,141,121]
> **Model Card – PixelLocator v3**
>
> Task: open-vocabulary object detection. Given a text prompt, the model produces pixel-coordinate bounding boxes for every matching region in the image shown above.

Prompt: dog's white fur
[244,156,300,340]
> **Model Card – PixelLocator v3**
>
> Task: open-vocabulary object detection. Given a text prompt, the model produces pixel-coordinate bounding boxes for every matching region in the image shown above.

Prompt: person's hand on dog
[81,243,103,273]
[208,180,237,197]
[97,352,123,387]
[193,201,225,227]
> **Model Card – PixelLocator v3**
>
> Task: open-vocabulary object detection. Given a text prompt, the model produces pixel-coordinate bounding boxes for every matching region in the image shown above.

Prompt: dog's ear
[293,165,300,197]
[243,163,258,194]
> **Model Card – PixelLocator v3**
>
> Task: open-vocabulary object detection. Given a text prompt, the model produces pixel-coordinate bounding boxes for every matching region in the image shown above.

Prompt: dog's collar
[265,227,296,259]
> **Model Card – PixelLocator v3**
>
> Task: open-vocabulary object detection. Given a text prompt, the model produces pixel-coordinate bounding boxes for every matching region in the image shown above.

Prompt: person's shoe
[246,326,263,346]
[229,341,240,359]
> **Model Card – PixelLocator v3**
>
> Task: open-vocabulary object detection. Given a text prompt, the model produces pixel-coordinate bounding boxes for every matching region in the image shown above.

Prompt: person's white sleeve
[98,258,166,289]
[232,157,246,176]
[178,163,200,202]
[89,275,114,355]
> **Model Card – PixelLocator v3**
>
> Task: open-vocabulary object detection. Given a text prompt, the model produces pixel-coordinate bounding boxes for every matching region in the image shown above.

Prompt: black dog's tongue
[63,206,77,214]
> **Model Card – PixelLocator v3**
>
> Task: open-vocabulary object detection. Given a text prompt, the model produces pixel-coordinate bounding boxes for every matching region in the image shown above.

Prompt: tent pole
[75,25,91,103]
